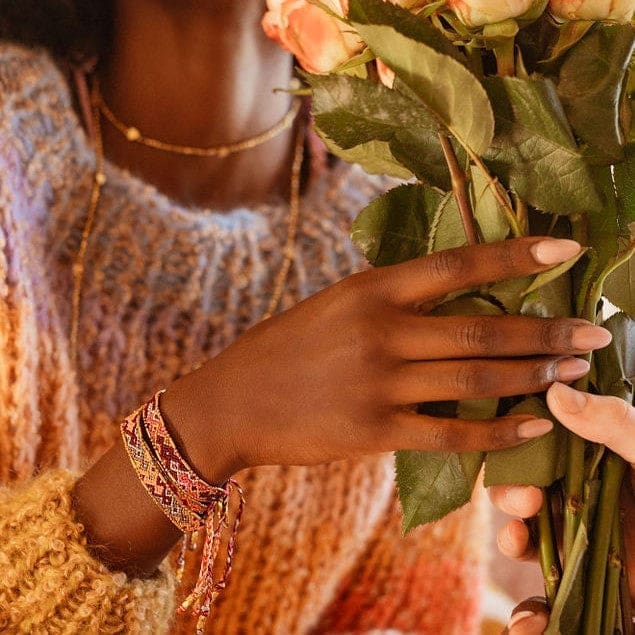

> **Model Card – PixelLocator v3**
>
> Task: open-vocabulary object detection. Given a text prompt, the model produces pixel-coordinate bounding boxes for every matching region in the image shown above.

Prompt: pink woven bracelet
[120,390,245,634]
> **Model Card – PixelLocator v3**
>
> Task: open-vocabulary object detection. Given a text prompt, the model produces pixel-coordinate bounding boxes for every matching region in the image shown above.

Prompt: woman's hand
[162,237,611,482]
[491,383,635,617]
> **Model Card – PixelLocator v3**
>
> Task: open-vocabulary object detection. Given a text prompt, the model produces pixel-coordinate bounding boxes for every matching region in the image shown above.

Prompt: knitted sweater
[0,42,488,634]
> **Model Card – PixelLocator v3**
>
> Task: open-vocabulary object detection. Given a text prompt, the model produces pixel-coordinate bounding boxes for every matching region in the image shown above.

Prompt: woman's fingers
[380,237,581,306]
[489,485,544,518]
[546,383,635,465]
[505,598,549,634]
[391,315,611,360]
[391,357,589,403]
[388,411,553,453]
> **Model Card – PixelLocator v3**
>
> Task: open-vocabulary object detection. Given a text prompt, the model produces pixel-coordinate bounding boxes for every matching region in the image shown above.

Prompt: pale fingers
[379,237,581,306]
[390,357,589,404]
[546,383,635,465]
[489,484,544,518]
[390,315,611,360]
[497,519,537,561]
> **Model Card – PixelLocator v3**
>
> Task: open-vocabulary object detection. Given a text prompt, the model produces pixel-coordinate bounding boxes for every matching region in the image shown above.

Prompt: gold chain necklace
[94,79,302,158]
[70,81,304,366]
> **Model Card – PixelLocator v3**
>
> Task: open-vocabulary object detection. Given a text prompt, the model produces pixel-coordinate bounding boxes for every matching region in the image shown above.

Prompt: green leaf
[594,312,635,404]
[349,20,495,153]
[484,76,602,215]
[321,137,414,180]
[432,294,505,317]
[614,143,635,229]
[604,255,635,316]
[389,127,457,191]
[470,167,511,243]
[489,276,533,314]
[521,269,574,318]
[351,183,442,266]
[484,397,567,487]
[396,450,474,532]
[308,73,439,149]
[348,0,465,63]
[427,169,511,254]
[521,249,587,297]
[427,192,462,253]
[556,24,634,164]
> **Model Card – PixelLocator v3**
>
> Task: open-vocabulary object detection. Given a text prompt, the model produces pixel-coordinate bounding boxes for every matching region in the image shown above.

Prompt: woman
[500,384,635,634]
[0,1,612,632]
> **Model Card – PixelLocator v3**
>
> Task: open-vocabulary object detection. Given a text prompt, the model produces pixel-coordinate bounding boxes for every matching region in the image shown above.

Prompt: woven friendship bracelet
[120,390,245,633]
[121,405,205,532]
[143,390,227,512]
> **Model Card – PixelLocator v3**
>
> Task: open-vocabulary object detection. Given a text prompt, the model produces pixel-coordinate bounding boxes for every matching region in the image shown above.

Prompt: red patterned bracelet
[120,391,245,634]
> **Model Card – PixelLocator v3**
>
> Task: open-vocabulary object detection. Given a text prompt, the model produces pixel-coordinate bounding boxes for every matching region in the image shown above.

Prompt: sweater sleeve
[0,43,178,633]
[0,470,176,633]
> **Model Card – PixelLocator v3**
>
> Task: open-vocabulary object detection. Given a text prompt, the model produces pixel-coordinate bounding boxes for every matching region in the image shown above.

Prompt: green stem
[602,504,622,635]
[438,132,479,245]
[563,213,596,562]
[538,491,562,607]
[583,453,628,635]
[619,507,633,634]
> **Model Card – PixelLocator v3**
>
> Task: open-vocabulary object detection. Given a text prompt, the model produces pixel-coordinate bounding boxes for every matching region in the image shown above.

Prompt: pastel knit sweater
[0,42,489,634]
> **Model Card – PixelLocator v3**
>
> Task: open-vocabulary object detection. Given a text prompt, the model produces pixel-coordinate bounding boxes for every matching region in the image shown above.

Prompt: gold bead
[126,127,141,141]
[95,172,107,186]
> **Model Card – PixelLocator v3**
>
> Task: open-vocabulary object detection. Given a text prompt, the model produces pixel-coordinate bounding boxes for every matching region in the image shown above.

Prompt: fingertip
[497,519,532,560]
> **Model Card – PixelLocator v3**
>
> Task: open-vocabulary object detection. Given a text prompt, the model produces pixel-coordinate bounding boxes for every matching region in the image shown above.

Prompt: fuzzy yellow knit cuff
[0,470,176,634]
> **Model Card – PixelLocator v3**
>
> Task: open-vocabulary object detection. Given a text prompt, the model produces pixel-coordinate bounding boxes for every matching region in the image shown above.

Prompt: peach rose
[262,0,364,73]
[549,0,635,21]
[447,0,538,25]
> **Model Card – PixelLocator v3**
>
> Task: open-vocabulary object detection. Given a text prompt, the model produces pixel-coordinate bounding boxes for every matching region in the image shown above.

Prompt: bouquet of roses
[264,0,634,632]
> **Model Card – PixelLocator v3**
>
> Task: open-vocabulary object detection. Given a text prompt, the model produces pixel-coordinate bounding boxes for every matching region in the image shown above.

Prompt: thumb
[504,598,549,634]
[546,382,635,465]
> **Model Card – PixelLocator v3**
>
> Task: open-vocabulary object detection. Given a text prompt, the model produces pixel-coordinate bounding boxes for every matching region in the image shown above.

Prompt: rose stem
[537,492,562,607]
[601,504,622,634]
[438,132,478,245]
[564,215,595,560]
[583,453,627,634]
[618,507,633,634]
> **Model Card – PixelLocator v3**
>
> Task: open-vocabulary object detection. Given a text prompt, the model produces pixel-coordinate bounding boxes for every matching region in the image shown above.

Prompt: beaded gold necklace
[70,79,304,365]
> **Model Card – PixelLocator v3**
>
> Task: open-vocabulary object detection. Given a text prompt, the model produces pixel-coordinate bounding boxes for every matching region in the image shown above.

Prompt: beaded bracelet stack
[121,390,244,633]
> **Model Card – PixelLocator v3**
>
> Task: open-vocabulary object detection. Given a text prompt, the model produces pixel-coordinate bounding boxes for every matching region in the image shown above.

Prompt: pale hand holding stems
[262,0,635,632]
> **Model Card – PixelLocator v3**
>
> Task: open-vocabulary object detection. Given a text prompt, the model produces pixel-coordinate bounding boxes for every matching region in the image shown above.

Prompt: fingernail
[556,357,590,382]
[551,381,587,414]
[531,239,581,265]
[517,419,553,439]
[572,325,612,350]
[508,610,538,630]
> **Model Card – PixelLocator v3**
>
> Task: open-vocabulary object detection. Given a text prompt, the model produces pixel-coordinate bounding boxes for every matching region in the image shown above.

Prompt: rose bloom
[262,0,429,74]
[549,0,635,21]
[447,0,537,25]
[262,0,363,73]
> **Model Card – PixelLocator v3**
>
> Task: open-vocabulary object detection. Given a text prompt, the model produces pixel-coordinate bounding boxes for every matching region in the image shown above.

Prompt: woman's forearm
[71,374,238,578]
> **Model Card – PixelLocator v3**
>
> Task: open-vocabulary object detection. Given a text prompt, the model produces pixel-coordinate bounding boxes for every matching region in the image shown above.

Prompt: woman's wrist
[158,366,245,486]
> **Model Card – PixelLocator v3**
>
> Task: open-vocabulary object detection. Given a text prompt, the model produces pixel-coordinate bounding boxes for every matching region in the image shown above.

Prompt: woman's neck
[98,1,296,209]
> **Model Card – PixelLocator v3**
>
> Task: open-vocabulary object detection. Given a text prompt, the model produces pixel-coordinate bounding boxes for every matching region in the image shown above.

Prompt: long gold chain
[94,79,302,158]
[70,81,304,366]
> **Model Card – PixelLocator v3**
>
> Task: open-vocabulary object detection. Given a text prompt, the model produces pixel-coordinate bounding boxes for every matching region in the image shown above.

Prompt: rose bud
[447,0,539,26]
[262,0,364,73]
[549,0,635,22]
